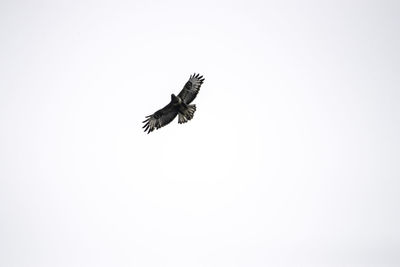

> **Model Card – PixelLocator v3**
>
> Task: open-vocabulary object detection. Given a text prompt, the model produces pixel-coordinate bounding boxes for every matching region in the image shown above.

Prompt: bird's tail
[178,104,196,124]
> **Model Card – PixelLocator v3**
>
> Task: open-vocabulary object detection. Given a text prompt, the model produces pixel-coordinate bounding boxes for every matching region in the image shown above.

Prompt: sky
[0,0,399,266]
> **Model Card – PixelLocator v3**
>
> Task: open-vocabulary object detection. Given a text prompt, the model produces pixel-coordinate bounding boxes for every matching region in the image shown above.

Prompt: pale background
[0,0,399,266]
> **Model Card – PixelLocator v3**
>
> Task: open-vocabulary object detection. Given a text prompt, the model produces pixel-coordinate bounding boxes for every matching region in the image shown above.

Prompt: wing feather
[178,73,205,104]
[142,102,178,134]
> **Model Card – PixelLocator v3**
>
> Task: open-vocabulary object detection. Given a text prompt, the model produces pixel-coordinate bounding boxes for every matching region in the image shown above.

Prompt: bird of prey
[143,73,205,134]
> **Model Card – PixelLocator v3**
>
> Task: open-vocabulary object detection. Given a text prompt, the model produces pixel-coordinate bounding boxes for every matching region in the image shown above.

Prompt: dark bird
[142,73,205,134]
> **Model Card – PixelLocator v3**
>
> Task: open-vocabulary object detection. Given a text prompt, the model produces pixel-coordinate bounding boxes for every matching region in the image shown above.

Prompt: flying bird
[142,73,205,134]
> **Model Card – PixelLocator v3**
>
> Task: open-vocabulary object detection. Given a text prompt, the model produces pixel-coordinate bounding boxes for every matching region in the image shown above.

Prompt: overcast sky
[1,0,399,266]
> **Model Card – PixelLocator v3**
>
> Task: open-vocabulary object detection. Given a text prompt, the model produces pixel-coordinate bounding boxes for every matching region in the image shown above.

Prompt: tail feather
[178,104,196,124]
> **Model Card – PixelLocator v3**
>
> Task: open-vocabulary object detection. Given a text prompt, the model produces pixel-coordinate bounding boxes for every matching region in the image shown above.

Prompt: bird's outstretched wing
[142,103,178,134]
[178,73,205,104]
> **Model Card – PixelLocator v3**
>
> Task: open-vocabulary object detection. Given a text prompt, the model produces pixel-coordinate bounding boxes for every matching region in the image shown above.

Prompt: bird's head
[171,94,181,104]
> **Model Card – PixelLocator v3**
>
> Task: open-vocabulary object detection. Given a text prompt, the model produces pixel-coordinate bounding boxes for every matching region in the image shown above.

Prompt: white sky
[1,0,399,266]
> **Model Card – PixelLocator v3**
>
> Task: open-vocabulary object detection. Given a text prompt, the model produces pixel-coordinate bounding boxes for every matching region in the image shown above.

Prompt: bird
[142,73,205,134]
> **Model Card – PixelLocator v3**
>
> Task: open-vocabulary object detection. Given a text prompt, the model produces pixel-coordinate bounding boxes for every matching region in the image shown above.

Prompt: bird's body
[142,73,204,134]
